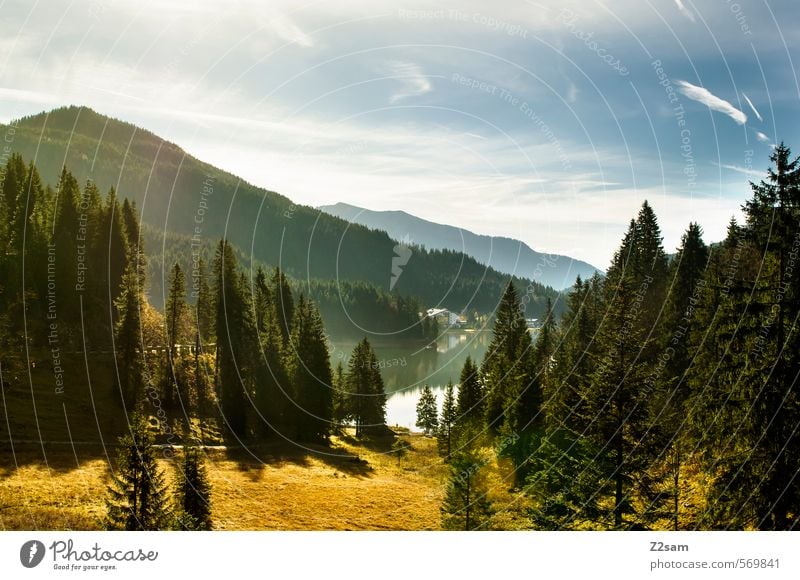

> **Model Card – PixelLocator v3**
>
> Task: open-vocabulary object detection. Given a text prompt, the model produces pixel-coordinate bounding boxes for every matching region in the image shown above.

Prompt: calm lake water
[330,331,491,430]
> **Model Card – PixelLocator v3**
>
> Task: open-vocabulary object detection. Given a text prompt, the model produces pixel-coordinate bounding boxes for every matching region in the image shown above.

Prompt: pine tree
[573,206,671,529]
[214,240,251,438]
[174,444,212,530]
[456,356,483,422]
[438,381,457,460]
[195,257,214,344]
[287,296,333,441]
[689,144,800,530]
[657,222,708,529]
[415,384,438,435]
[342,338,386,437]
[115,265,144,404]
[272,267,294,346]
[441,453,493,530]
[252,266,288,438]
[164,263,188,411]
[105,411,172,530]
[482,281,535,433]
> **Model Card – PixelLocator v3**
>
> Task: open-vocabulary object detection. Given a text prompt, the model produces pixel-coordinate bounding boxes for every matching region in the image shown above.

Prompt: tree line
[424,145,800,530]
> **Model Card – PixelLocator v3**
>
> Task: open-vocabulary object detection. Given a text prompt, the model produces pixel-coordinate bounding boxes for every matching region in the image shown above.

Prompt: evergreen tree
[287,296,333,441]
[105,411,172,530]
[272,267,294,346]
[438,381,457,460]
[441,453,493,530]
[689,144,800,530]
[456,356,483,422]
[252,266,288,438]
[115,265,144,404]
[195,257,214,344]
[342,338,386,437]
[482,281,535,433]
[657,222,708,529]
[415,384,438,435]
[574,206,670,529]
[164,263,188,411]
[214,240,251,438]
[174,444,212,531]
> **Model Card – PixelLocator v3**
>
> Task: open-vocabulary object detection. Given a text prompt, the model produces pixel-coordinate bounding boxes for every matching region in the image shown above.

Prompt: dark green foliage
[482,282,536,434]
[456,356,483,423]
[214,240,252,438]
[688,143,800,530]
[341,338,387,437]
[415,384,438,436]
[287,296,334,442]
[657,222,708,529]
[441,453,494,530]
[115,265,144,404]
[174,445,213,531]
[437,381,458,460]
[105,412,172,530]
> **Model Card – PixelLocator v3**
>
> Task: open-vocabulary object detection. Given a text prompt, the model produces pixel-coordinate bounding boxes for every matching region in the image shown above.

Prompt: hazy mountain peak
[319,202,602,290]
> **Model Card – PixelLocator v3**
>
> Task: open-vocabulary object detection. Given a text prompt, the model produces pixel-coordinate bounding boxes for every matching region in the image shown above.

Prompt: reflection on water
[330,330,491,430]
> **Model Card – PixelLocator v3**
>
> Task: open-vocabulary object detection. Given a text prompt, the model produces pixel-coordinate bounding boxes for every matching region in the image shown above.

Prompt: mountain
[2,106,560,325]
[320,203,601,290]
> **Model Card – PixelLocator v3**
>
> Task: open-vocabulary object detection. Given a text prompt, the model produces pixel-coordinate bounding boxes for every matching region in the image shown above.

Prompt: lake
[330,330,491,430]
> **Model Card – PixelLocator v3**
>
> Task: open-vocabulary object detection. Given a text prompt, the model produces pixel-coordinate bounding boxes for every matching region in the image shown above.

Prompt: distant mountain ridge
[1,106,560,326]
[320,203,601,289]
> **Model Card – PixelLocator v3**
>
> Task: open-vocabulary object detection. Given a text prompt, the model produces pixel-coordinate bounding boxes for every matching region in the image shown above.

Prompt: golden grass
[0,432,449,531]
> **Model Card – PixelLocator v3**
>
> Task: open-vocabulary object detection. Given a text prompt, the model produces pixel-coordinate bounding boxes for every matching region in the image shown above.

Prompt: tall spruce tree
[174,444,213,531]
[164,263,188,411]
[456,356,483,422]
[105,411,172,530]
[438,381,458,460]
[657,222,708,529]
[482,281,535,433]
[272,267,294,347]
[441,453,494,530]
[287,296,333,441]
[115,264,144,404]
[343,338,386,437]
[214,240,251,438]
[689,144,800,530]
[416,384,438,435]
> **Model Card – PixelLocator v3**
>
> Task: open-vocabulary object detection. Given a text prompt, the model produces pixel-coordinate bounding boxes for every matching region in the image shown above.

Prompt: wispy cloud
[257,7,315,47]
[742,93,763,122]
[674,0,696,22]
[712,161,766,178]
[675,80,747,125]
[567,81,578,104]
[756,131,772,144]
[387,61,432,104]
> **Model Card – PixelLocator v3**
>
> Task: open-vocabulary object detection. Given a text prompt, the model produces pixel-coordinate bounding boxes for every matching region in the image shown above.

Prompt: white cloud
[712,161,766,179]
[675,80,747,125]
[742,93,763,122]
[674,0,696,22]
[256,6,315,48]
[756,131,775,147]
[386,61,432,104]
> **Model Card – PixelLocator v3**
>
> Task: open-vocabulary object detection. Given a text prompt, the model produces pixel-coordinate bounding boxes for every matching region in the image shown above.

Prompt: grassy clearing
[1,353,524,530]
[0,432,451,531]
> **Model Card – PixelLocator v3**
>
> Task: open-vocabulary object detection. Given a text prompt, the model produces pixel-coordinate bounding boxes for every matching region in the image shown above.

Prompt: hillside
[3,106,559,319]
[321,202,601,290]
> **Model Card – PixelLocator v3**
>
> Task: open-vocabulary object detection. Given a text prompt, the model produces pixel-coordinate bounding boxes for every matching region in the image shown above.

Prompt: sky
[0,0,798,268]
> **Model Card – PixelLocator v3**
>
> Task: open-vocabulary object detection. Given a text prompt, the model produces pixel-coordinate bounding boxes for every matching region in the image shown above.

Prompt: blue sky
[0,0,797,267]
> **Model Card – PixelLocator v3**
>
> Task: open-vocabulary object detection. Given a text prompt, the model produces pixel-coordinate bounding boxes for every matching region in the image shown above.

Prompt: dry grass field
[0,433,451,531]
[0,353,527,531]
